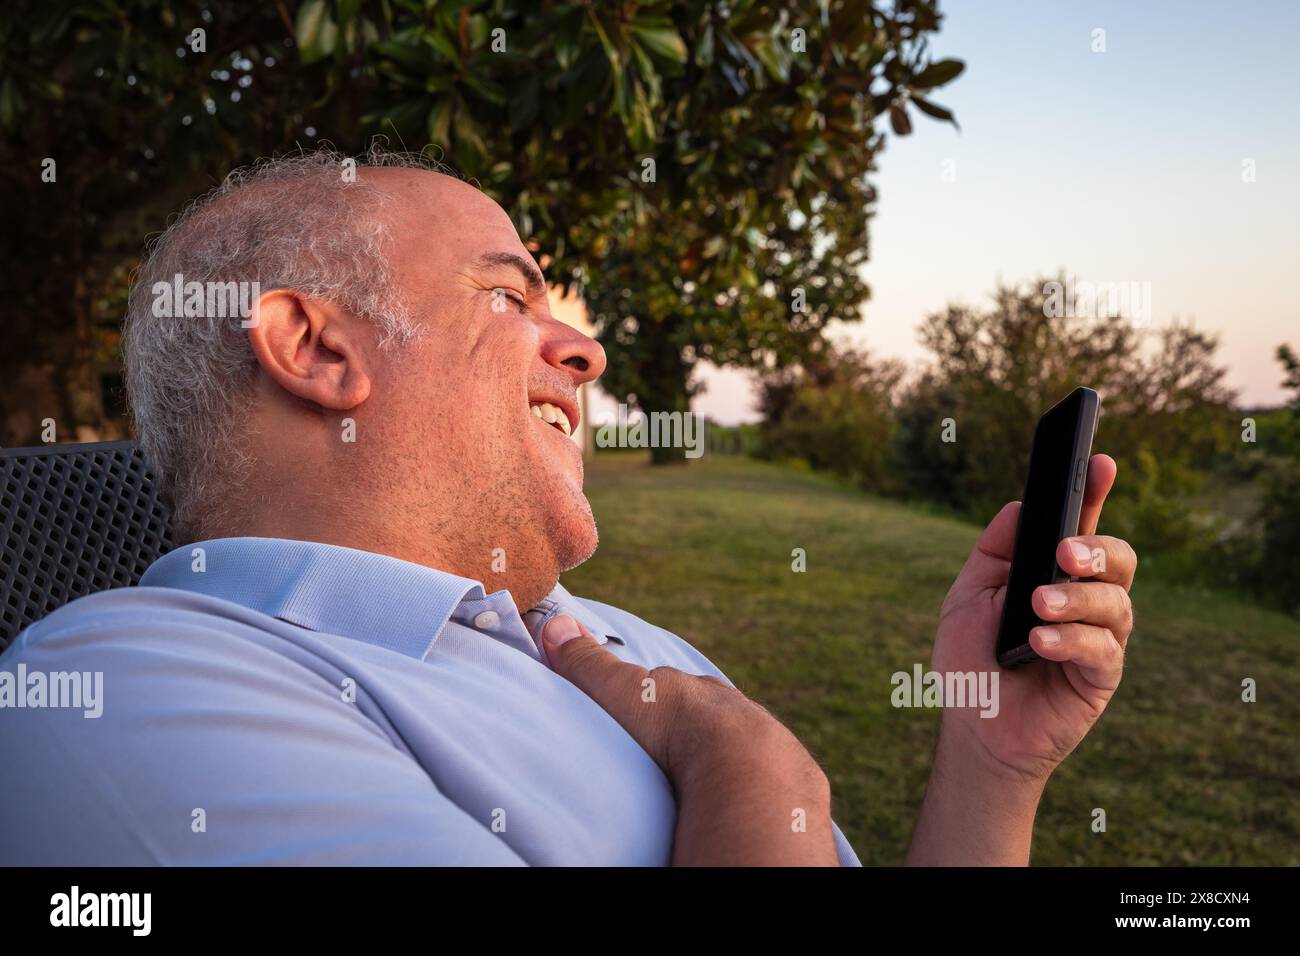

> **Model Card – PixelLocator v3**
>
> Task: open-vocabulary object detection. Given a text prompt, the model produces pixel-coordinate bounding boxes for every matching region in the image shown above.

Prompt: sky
[677,0,1300,425]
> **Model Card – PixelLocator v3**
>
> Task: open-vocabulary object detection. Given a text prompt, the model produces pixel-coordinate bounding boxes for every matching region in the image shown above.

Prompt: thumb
[948,500,1020,598]
[541,614,647,719]
[540,616,670,775]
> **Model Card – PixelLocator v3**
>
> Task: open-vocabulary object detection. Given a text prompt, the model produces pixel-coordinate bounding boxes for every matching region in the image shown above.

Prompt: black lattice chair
[0,440,174,652]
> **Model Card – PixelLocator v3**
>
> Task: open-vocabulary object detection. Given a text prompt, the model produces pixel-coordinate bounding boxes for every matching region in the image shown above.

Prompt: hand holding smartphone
[996,387,1100,667]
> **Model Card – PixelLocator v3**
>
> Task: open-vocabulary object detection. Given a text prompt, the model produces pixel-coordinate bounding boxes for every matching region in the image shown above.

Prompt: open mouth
[529,400,574,437]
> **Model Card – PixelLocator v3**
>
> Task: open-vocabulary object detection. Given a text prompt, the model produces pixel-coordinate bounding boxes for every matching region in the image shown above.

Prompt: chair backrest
[0,440,174,651]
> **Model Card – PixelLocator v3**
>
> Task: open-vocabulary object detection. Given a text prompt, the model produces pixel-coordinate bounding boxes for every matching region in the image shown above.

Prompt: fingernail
[1068,540,1092,564]
[1036,627,1061,646]
[542,614,582,647]
[1040,587,1068,610]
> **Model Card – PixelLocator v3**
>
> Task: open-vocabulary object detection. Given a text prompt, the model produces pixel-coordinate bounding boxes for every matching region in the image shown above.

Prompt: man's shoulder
[6,584,286,663]
[565,593,733,684]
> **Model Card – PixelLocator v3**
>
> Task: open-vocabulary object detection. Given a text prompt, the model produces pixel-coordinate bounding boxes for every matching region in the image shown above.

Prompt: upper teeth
[530,402,571,436]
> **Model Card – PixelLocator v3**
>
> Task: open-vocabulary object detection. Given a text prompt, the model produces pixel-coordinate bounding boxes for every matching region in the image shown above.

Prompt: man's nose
[538,316,606,386]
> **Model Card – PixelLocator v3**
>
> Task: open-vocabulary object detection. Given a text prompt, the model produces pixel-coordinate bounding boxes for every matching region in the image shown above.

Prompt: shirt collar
[522,581,624,647]
[139,537,620,660]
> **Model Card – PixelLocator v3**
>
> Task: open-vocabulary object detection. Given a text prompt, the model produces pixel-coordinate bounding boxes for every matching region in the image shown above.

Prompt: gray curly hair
[124,146,443,539]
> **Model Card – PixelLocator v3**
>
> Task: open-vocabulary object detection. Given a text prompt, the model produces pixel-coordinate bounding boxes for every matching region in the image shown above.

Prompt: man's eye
[491,288,528,313]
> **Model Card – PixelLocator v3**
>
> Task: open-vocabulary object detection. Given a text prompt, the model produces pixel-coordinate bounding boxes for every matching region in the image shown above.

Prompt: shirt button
[473,611,501,631]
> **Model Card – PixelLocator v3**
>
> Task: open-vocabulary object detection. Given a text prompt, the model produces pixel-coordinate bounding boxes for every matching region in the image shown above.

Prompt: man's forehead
[364,167,511,229]
[363,166,525,269]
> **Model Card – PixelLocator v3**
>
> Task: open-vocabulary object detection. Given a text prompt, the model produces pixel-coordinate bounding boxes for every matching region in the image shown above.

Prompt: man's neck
[203,521,557,615]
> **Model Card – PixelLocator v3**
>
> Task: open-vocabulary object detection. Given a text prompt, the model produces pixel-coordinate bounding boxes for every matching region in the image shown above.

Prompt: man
[0,151,1136,865]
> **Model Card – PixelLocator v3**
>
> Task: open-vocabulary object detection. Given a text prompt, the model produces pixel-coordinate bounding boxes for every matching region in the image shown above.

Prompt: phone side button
[1073,458,1086,492]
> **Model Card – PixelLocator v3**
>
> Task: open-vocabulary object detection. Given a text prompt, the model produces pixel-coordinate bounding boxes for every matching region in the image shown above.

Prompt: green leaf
[753,36,788,82]
[366,97,428,136]
[912,58,965,90]
[428,96,452,145]
[464,73,508,106]
[337,0,361,28]
[587,11,622,73]
[631,20,687,65]
[295,0,338,65]
[553,7,584,69]
[696,24,715,67]
[373,37,432,71]
[630,39,657,85]
[454,104,486,157]
[468,13,490,48]
[888,103,911,136]
[424,27,461,64]
[910,95,959,130]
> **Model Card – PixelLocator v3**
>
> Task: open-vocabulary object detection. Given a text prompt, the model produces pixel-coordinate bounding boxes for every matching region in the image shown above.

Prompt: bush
[757,347,902,493]
[756,286,1300,615]
[1254,461,1300,614]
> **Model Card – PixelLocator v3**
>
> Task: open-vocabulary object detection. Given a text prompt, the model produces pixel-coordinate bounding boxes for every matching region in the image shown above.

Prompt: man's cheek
[469,313,538,367]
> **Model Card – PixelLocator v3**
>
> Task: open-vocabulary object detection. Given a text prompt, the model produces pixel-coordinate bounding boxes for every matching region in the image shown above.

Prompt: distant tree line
[757,275,1300,613]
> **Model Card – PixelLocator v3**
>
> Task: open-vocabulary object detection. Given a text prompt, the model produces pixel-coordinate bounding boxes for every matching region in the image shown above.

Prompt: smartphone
[996,387,1101,667]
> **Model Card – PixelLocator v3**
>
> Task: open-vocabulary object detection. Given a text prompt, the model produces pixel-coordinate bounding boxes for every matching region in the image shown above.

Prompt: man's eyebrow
[473,251,547,296]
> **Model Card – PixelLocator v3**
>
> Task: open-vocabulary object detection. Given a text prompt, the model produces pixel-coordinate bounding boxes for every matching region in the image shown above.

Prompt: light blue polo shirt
[0,537,860,865]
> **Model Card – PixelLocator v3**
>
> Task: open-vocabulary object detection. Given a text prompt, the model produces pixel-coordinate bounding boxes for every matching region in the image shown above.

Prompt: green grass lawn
[561,452,1300,865]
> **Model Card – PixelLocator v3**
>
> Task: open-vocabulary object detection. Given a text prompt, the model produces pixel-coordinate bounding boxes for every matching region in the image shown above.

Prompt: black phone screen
[996,388,1098,664]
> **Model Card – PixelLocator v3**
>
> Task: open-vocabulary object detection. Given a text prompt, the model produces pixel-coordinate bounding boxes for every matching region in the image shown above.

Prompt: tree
[362,0,964,461]
[2,0,963,458]
[1250,345,1300,612]
[762,275,1238,533]
[1277,344,1300,413]
[758,344,903,491]
[0,0,329,443]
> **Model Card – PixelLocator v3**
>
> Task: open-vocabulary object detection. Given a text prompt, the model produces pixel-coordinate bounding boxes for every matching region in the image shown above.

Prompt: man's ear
[246,289,372,410]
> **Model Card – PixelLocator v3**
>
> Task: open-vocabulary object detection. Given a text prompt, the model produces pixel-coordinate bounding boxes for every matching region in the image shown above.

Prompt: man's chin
[552,488,599,574]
